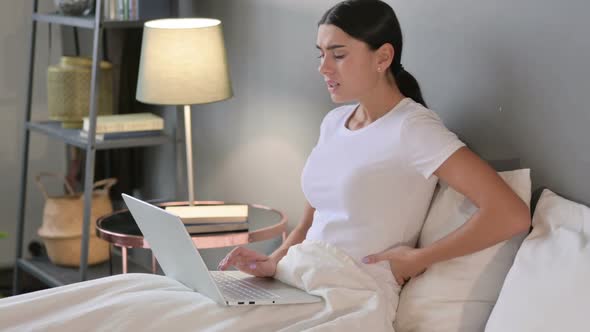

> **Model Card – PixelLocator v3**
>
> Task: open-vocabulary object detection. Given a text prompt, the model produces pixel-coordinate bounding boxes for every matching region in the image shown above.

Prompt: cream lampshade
[137,18,233,205]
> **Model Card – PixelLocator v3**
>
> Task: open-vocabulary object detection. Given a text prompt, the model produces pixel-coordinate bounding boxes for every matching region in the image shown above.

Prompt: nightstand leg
[109,245,113,276]
[122,246,128,274]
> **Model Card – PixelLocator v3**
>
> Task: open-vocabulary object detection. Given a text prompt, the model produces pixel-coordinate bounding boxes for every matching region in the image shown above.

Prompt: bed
[1,161,589,331]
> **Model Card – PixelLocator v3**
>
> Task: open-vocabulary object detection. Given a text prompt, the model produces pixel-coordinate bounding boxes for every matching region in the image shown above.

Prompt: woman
[219,0,530,290]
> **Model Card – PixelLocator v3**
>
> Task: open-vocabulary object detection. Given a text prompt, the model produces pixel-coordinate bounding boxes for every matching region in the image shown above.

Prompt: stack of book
[102,0,172,21]
[103,0,139,20]
[164,204,249,234]
[80,113,164,141]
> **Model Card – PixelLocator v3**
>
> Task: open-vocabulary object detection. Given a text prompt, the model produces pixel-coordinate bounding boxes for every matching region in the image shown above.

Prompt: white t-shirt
[301,97,465,286]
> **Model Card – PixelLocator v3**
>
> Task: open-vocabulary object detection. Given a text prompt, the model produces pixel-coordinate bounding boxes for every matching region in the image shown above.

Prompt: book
[129,0,138,20]
[165,205,249,224]
[102,0,120,20]
[80,129,163,141]
[117,0,126,20]
[184,222,249,235]
[82,113,164,134]
[123,0,129,20]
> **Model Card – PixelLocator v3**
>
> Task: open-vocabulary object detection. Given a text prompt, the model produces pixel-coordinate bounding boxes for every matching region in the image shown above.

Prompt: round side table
[96,200,287,274]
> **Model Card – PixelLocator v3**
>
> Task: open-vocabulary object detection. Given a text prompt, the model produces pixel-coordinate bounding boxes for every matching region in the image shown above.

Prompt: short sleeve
[401,109,466,179]
[315,105,353,146]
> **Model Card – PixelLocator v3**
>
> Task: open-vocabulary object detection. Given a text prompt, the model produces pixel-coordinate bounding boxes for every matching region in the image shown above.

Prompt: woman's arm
[416,147,530,266]
[269,200,315,264]
[364,147,531,284]
[218,200,315,277]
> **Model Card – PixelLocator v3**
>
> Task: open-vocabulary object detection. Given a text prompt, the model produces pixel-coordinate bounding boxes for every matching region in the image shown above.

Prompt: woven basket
[47,56,114,129]
[35,173,117,267]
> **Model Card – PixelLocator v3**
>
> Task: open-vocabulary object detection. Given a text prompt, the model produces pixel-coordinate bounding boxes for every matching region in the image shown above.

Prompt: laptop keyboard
[212,272,281,300]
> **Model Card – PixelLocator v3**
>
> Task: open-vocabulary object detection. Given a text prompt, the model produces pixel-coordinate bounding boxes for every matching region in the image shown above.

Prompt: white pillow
[485,189,590,331]
[395,169,531,332]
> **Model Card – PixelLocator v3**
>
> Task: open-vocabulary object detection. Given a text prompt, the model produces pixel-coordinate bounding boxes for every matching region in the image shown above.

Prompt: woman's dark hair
[318,0,427,107]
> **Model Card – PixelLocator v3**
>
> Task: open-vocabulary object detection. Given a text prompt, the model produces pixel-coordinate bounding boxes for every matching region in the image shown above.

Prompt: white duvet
[0,241,399,331]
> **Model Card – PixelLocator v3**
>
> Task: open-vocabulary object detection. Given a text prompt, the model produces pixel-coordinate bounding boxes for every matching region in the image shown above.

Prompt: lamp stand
[183,105,196,206]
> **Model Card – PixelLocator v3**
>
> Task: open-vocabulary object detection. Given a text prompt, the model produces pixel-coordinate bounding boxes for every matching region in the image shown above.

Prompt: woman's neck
[354,82,405,125]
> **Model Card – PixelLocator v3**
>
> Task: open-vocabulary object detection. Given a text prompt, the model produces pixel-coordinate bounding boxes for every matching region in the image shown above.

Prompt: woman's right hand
[217,247,278,277]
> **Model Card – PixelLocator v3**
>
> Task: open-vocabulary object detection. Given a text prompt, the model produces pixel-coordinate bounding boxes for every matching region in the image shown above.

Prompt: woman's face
[316,24,380,103]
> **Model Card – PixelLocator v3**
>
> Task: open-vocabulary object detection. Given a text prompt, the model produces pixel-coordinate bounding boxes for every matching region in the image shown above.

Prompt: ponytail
[393,66,427,108]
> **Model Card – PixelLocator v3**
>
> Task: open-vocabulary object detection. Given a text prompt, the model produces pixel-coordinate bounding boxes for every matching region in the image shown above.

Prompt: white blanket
[0,241,399,331]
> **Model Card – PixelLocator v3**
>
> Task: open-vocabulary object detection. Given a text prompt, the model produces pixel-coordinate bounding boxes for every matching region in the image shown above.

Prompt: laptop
[122,194,321,306]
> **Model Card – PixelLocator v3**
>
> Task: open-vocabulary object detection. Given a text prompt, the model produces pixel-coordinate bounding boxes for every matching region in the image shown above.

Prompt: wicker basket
[47,56,114,129]
[35,173,117,267]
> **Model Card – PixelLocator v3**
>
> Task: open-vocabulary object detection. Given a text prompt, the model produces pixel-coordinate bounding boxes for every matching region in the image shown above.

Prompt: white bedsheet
[0,240,399,331]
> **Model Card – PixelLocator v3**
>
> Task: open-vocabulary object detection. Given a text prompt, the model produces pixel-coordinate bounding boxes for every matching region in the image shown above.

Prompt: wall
[181,0,338,265]
[5,0,589,269]
[389,0,590,205]
[183,0,590,266]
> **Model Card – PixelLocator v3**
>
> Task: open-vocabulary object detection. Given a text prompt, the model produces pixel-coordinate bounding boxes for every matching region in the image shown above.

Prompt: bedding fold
[0,240,398,332]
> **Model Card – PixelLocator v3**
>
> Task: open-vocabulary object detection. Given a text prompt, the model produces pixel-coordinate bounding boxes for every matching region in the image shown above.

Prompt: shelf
[32,12,148,29]
[17,256,152,287]
[33,12,95,29]
[27,121,173,150]
[101,19,150,29]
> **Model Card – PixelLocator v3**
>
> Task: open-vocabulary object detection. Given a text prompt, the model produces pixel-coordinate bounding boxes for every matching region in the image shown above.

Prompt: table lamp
[136,18,233,206]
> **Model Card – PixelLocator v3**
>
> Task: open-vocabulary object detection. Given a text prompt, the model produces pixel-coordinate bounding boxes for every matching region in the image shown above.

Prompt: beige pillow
[395,169,531,332]
[485,189,590,331]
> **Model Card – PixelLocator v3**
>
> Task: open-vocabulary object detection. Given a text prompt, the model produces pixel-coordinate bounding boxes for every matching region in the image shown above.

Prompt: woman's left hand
[362,246,428,286]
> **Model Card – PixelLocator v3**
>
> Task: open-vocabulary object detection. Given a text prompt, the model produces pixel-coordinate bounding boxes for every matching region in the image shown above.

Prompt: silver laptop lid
[122,194,226,305]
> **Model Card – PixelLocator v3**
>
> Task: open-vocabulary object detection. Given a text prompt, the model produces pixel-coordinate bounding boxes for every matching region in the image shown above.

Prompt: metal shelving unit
[13,0,174,294]
[17,253,152,287]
